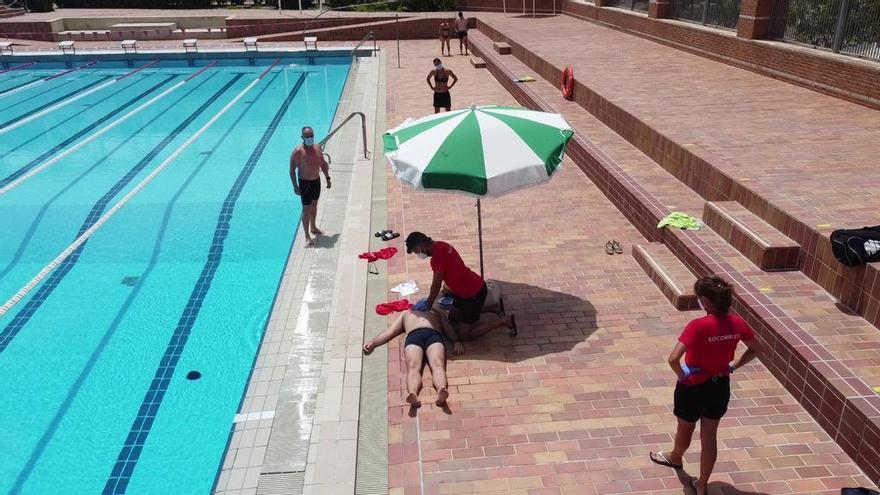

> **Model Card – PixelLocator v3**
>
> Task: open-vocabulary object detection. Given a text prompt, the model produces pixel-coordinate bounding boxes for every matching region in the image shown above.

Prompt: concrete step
[470,56,486,68]
[703,201,800,271]
[493,41,511,54]
[632,243,699,311]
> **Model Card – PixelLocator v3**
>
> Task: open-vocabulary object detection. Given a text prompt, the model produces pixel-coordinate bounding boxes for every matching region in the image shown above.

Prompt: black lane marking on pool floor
[102,71,307,495]
[0,73,244,354]
[0,74,182,189]
[0,74,116,128]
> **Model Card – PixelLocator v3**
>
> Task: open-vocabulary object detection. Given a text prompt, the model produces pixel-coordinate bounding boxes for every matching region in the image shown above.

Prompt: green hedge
[27,0,55,11]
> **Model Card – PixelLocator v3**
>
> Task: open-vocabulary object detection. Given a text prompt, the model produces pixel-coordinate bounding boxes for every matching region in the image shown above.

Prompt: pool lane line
[0,76,43,97]
[0,62,36,74]
[5,71,284,494]
[0,72,243,342]
[0,72,218,285]
[0,67,269,332]
[0,75,115,129]
[0,64,218,194]
[0,61,162,134]
[0,74,181,193]
[0,60,98,100]
[103,66,301,495]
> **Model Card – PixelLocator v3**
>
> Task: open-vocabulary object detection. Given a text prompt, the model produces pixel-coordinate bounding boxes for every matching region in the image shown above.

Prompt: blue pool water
[0,57,350,494]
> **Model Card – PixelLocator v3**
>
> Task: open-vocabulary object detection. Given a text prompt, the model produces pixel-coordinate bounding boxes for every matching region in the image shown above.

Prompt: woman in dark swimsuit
[427,57,458,114]
[439,20,451,57]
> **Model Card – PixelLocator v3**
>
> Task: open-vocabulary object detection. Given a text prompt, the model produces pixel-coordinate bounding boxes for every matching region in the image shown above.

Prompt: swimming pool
[0,56,350,494]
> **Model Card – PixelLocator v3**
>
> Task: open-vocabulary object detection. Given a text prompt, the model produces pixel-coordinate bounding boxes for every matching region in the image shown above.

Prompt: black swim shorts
[404,327,445,351]
[433,91,451,110]
[457,30,468,38]
[673,375,730,423]
[452,283,487,325]
[298,178,321,206]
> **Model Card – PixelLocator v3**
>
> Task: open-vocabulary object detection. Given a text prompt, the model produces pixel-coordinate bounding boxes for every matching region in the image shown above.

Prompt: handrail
[350,31,376,58]
[319,111,369,159]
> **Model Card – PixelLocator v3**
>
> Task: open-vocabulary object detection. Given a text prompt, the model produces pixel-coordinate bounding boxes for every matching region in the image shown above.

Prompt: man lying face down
[363,306,463,408]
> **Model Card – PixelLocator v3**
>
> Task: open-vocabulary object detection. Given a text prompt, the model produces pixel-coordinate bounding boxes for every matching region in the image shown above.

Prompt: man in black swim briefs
[289,126,331,247]
[363,307,462,408]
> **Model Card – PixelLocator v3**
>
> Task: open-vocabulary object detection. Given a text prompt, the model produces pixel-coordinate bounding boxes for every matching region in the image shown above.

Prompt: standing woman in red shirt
[650,276,763,495]
[405,232,516,341]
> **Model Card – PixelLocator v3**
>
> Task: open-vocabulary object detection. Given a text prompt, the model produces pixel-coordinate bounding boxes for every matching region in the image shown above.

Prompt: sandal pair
[374,229,400,241]
[605,240,623,255]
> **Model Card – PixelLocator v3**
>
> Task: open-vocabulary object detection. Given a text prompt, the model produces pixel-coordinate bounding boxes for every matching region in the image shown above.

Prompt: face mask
[416,252,428,260]
[435,64,443,71]
[697,297,705,311]
[303,137,314,146]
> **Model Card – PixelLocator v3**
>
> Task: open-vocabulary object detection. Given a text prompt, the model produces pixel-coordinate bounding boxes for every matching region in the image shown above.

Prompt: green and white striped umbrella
[383,105,574,197]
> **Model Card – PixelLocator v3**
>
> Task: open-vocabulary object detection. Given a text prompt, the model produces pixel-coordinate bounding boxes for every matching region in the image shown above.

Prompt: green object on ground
[658,212,701,230]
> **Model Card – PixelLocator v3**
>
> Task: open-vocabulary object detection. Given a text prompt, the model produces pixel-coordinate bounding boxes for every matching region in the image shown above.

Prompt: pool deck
[379,39,880,495]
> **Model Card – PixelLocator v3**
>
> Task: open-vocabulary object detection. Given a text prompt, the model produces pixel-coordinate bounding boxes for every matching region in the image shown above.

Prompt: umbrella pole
[477,198,484,279]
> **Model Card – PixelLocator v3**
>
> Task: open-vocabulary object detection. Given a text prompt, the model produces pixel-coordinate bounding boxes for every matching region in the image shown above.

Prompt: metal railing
[350,30,377,58]
[770,0,880,60]
[319,111,369,160]
[603,0,649,13]
[669,0,741,29]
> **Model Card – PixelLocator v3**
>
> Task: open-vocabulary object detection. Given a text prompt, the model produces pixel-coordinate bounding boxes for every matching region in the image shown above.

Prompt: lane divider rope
[0,60,98,100]
[0,60,163,135]
[0,61,36,74]
[0,62,217,195]
[0,59,279,317]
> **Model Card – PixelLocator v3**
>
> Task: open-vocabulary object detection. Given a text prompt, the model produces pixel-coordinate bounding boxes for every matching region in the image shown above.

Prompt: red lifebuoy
[561,66,574,100]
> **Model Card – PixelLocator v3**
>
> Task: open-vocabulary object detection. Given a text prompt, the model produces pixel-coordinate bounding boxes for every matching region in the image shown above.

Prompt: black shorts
[404,327,444,352]
[298,178,321,205]
[452,283,487,324]
[457,31,468,38]
[673,376,730,423]
[433,91,451,109]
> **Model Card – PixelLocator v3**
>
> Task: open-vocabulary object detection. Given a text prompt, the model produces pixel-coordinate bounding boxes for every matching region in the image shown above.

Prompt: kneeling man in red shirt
[405,232,516,341]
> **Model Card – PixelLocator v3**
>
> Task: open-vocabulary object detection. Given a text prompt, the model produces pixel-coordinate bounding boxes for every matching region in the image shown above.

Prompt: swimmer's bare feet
[435,388,449,407]
[310,227,323,235]
[305,235,315,247]
[406,393,421,408]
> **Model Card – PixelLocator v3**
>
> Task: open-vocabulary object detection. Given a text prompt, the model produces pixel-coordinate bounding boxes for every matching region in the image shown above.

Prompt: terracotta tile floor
[465,27,880,409]
[474,13,880,228]
[379,40,878,495]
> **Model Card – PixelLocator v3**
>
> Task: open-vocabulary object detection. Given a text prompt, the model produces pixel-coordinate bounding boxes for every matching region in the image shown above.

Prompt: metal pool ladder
[350,31,377,60]
[319,112,370,161]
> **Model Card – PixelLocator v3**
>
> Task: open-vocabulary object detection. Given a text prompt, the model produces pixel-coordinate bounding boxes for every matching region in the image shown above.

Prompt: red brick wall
[0,20,56,41]
[226,16,396,38]
[458,0,560,13]
[257,17,443,41]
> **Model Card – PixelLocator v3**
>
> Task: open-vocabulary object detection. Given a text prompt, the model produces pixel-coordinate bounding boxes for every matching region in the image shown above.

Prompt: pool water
[0,57,350,494]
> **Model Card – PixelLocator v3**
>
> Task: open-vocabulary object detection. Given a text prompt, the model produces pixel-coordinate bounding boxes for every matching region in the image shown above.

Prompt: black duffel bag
[831,226,880,267]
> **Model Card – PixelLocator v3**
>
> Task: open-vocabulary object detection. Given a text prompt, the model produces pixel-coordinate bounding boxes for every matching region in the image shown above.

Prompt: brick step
[703,201,800,271]
[632,243,700,311]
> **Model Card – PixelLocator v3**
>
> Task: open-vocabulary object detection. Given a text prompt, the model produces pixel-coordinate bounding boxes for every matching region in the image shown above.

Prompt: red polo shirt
[679,313,755,385]
[430,241,483,299]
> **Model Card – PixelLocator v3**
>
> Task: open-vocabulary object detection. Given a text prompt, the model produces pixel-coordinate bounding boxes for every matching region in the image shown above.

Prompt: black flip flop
[382,232,400,241]
[375,229,392,238]
[649,451,683,470]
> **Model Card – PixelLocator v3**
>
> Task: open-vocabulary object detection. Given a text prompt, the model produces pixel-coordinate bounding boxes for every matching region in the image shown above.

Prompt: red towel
[376,299,412,315]
[359,247,398,263]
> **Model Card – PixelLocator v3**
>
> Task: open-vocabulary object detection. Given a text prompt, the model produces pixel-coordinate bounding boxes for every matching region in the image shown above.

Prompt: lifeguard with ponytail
[649,275,764,495]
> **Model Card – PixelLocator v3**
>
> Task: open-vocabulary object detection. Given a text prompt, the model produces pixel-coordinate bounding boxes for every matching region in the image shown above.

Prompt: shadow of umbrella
[451,280,598,363]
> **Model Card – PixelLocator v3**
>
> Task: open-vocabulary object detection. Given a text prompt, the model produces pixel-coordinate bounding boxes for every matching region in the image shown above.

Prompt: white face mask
[416,252,428,260]
[697,297,705,311]
[302,137,314,146]
[435,64,443,71]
